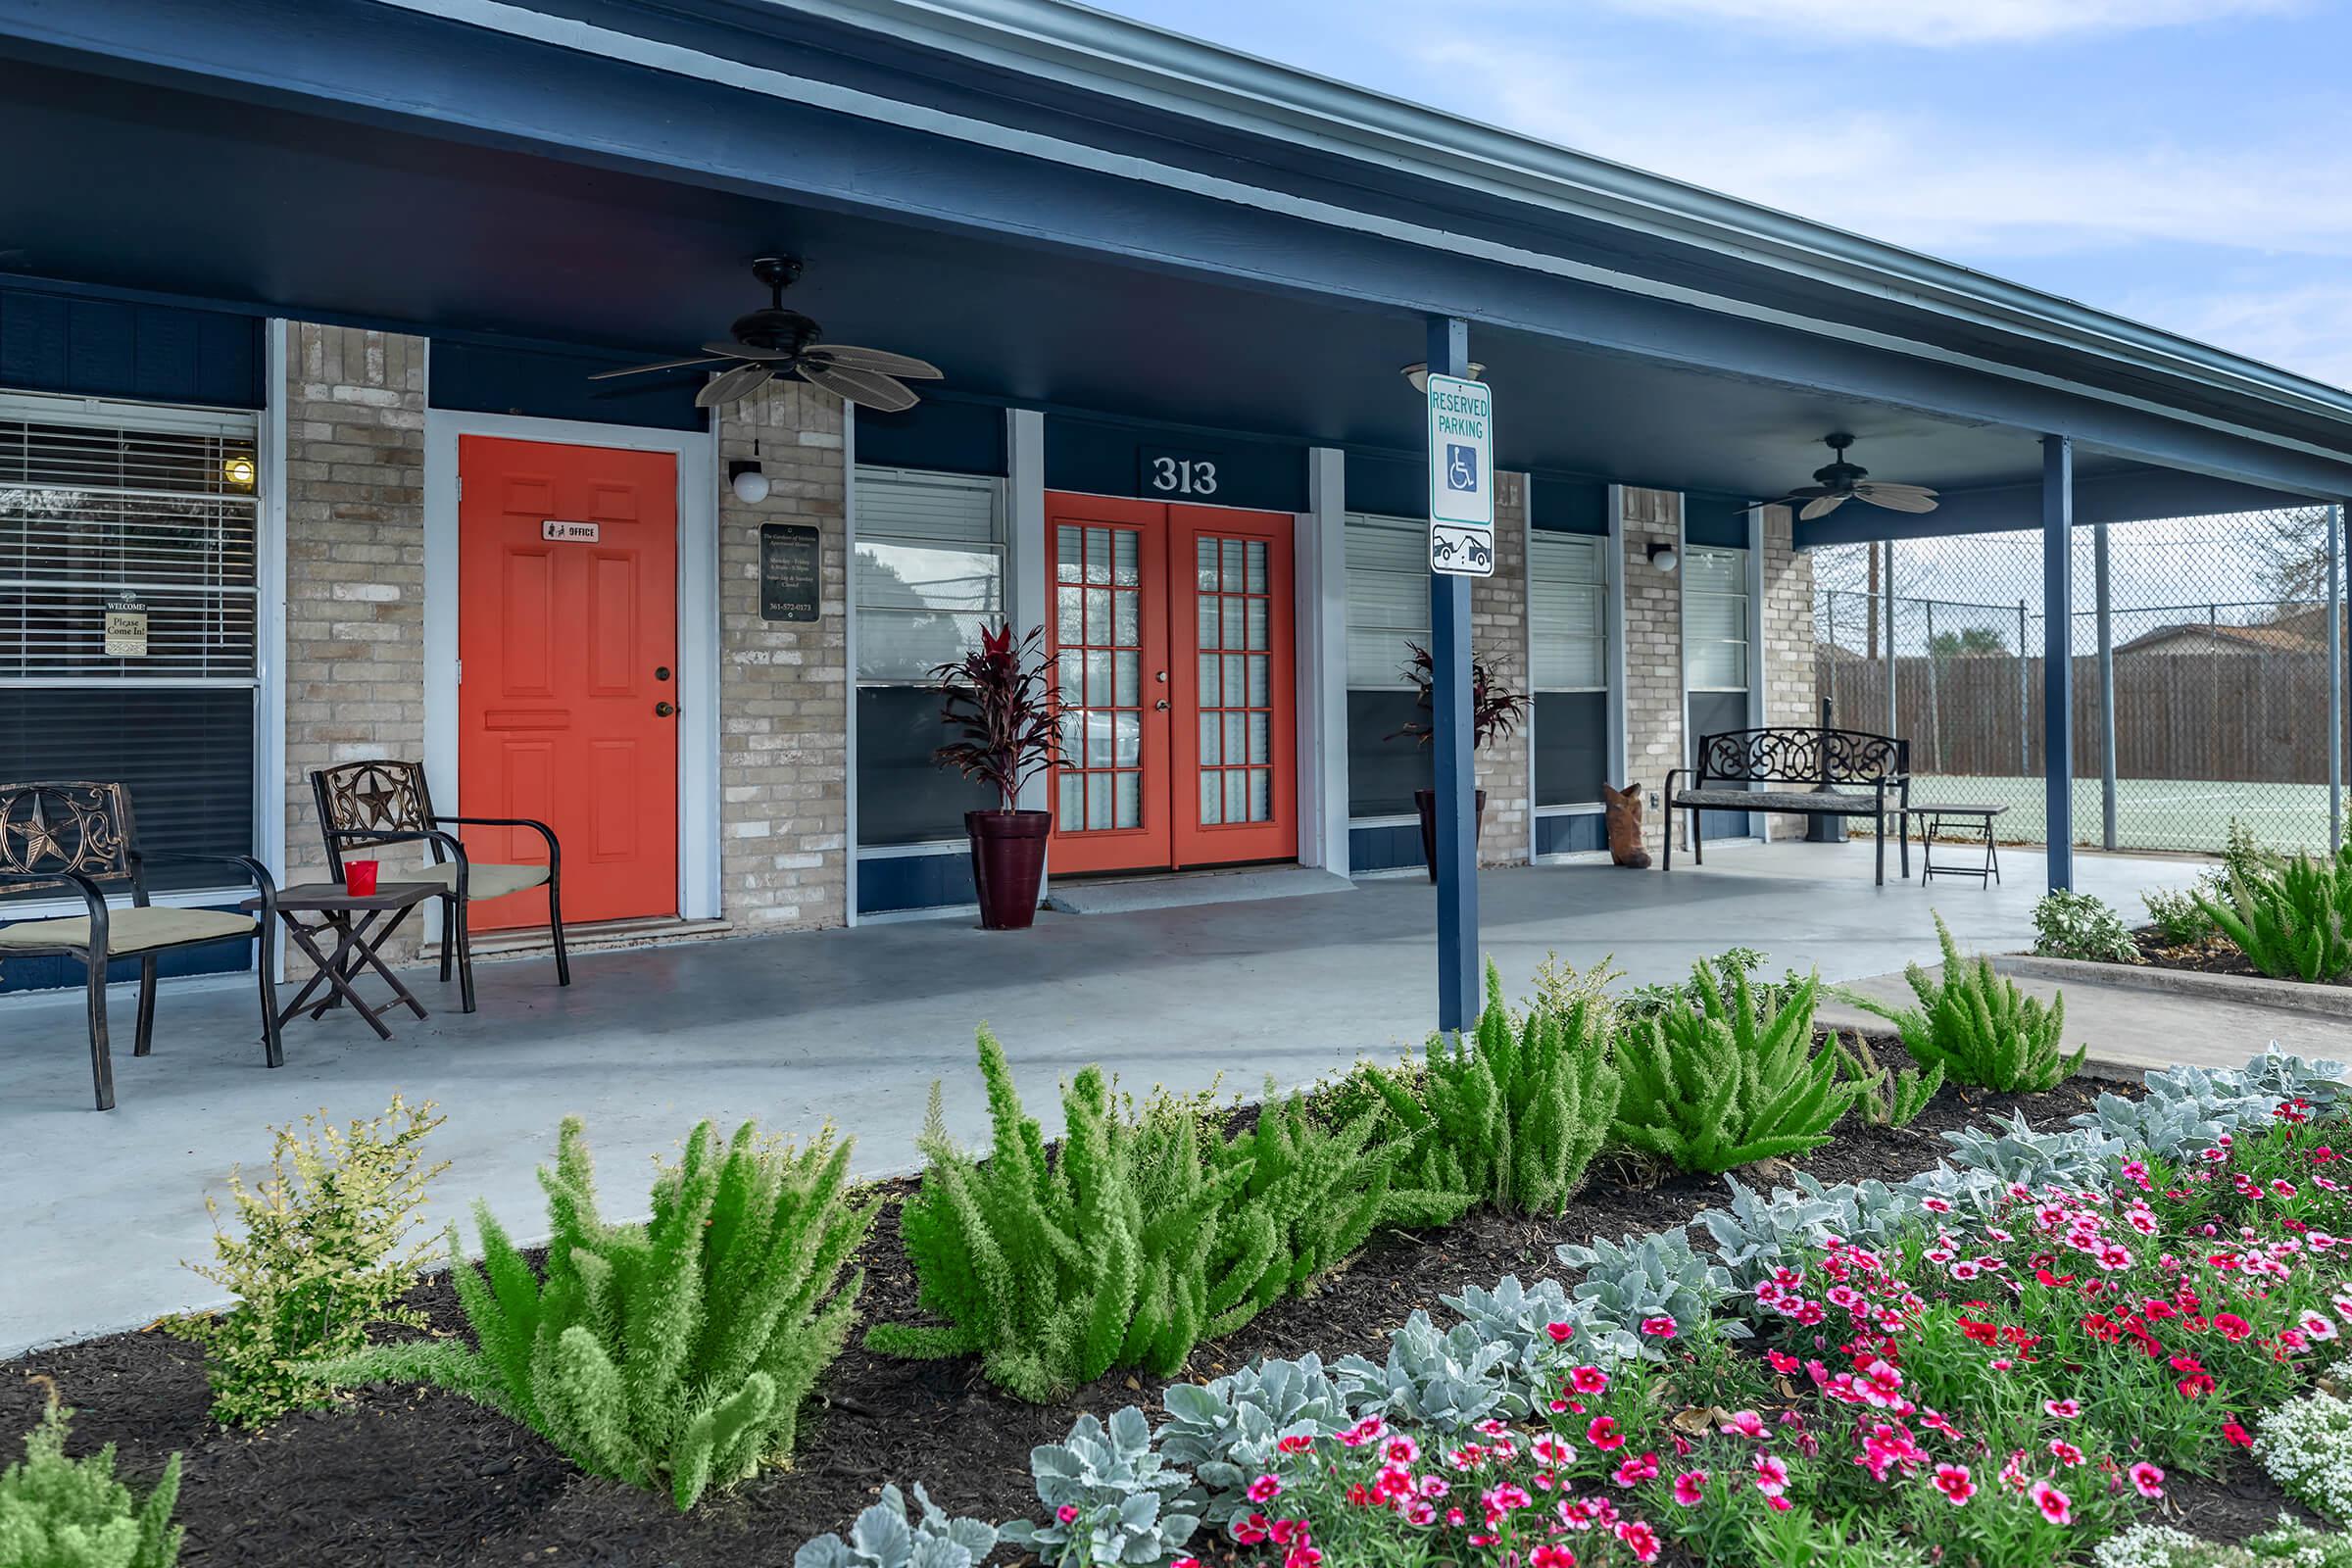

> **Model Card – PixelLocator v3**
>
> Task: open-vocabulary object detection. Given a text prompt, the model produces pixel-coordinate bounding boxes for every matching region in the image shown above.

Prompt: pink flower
[1613,1452,1659,1489]
[1753,1453,1789,1496]
[2030,1479,2073,1526]
[1766,1350,1800,1374]
[2130,1461,2166,1499]
[1569,1365,1610,1395]
[1640,1315,1679,1340]
[1545,1321,1577,1344]
[2043,1398,2079,1419]
[1673,1470,1708,1506]
[1056,1504,1080,1524]
[1932,1464,1975,1505]
[1721,1410,1766,1439]
[1247,1474,1283,1503]
[2215,1312,2253,1342]
[1284,1545,1321,1568]
[1616,1520,1662,1562]
[2048,1440,2083,1467]
[1588,1416,1626,1452]
[1530,1547,1578,1568]
[1384,1436,1420,1466]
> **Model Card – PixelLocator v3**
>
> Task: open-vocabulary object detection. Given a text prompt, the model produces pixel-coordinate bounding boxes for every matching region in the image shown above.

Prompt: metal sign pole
[2330,502,2344,855]
[1428,315,1480,1032]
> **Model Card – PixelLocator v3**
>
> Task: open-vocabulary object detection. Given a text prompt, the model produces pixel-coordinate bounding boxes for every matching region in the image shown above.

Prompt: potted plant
[933,622,1061,930]
[1394,640,1531,882]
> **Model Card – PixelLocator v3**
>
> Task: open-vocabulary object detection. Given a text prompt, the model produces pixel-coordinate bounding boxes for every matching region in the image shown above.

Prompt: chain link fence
[1814,507,2346,855]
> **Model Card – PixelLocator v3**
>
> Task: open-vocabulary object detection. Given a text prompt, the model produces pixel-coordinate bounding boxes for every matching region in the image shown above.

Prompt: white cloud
[1592,0,2300,46]
[2110,280,2352,389]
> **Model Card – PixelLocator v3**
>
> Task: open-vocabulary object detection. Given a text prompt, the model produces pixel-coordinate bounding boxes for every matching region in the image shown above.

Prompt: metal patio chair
[0,781,281,1110]
[310,760,569,1013]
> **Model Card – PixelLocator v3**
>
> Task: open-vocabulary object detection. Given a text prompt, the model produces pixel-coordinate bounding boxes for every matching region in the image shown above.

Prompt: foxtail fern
[2194,846,2352,983]
[1833,1033,1942,1129]
[1840,913,2082,1093]
[316,1117,872,1511]
[1612,964,1860,1173]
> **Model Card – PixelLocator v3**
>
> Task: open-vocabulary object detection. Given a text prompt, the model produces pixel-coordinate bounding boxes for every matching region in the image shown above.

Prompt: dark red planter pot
[1413,788,1489,883]
[965,809,1053,930]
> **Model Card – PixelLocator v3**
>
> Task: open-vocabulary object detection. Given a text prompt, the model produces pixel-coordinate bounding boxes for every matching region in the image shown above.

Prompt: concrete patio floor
[0,839,2210,1355]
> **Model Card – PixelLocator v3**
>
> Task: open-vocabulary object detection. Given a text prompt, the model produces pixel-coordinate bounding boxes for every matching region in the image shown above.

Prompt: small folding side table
[241,880,441,1039]
[1899,805,2009,886]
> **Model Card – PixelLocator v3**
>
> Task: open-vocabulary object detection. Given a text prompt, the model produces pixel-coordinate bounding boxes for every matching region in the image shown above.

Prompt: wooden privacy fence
[1817,649,2343,784]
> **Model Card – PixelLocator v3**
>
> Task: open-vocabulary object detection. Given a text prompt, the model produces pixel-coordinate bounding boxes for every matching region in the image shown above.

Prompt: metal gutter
[740,0,2352,436]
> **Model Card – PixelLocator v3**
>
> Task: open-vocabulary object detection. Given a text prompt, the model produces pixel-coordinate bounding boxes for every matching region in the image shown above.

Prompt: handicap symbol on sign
[1446,443,1479,494]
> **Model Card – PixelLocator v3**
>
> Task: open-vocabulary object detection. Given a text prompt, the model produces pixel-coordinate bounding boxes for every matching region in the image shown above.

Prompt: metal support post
[2095,520,2118,851]
[1923,600,1939,773]
[1428,315,1480,1033]
[2042,435,2076,891]
[2331,502,2344,854]
[2016,601,2030,776]
[1882,541,1897,739]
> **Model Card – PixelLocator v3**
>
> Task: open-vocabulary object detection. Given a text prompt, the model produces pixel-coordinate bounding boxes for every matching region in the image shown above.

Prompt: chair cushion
[0,906,257,956]
[1673,787,1886,814]
[409,861,552,902]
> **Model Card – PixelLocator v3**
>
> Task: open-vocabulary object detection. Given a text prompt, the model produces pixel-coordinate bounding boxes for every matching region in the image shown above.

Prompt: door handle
[655,701,676,717]
[1154,699,1170,711]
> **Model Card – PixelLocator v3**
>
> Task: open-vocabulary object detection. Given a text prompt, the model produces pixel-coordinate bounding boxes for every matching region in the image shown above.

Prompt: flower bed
[7,951,2352,1567]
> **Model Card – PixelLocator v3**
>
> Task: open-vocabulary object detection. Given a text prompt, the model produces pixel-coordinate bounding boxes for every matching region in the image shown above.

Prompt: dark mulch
[2131,924,2348,987]
[0,1043,2311,1566]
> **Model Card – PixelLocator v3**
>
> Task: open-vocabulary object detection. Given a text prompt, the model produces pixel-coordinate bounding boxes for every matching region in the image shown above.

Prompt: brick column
[1620,486,1684,860]
[1757,503,1818,841]
[715,380,851,929]
[282,325,427,953]
[1471,472,1530,865]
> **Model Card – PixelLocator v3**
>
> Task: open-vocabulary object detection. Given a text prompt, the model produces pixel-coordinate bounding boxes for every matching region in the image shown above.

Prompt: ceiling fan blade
[1799,494,1850,520]
[1854,481,1936,501]
[695,363,775,408]
[797,362,920,413]
[703,340,794,362]
[589,355,731,381]
[801,343,944,379]
[1857,487,1939,514]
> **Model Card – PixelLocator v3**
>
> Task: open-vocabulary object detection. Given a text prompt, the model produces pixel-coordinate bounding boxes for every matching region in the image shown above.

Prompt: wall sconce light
[220,452,258,491]
[729,460,771,505]
[1646,539,1680,573]
[1399,361,1486,393]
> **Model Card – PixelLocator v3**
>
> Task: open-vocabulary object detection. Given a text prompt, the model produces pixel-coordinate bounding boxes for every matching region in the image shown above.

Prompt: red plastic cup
[345,859,380,897]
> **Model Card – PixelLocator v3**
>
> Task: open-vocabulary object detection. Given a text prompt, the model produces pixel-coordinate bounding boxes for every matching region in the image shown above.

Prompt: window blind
[1684,545,1750,691]
[1530,532,1605,691]
[1344,514,1429,688]
[854,466,1004,682]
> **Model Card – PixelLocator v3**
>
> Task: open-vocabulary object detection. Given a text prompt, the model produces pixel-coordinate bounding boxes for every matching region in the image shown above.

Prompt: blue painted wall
[1683,492,1751,549]
[1046,414,1306,512]
[1531,476,1608,535]
[428,337,708,431]
[1345,452,1426,518]
[1536,811,1606,857]
[858,396,1006,475]
[1348,820,1426,875]
[0,283,261,408]
[857,850,977,916]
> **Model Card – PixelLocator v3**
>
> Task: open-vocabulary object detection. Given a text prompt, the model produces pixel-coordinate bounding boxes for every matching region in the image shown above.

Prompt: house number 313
[1149,457,1218,496]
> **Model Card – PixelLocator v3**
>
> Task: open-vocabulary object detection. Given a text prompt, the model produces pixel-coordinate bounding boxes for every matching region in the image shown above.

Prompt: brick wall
[281,326,427,953]
[1620,486,1684,859]
[1757,503,1818,841]
[1470,472,1530,865]
[714,380,851,928]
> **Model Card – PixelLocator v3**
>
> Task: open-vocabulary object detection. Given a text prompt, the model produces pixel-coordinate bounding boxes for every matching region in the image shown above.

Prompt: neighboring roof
[2114,622,2323,656]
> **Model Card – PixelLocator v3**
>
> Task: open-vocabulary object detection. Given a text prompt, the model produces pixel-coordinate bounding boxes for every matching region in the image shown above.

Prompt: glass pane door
[1169,505,1296,868]
[1045,496,1169,873]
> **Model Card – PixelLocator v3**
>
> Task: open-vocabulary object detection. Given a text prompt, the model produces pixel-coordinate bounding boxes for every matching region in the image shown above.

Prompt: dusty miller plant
[1004,1408,1200,1568]
[792,1483,998,1568]
[1335,1310,1518,1430]
[172,1095,447,1427]
[1158,1355,1349,1527]
[1553,1228,1742,1348]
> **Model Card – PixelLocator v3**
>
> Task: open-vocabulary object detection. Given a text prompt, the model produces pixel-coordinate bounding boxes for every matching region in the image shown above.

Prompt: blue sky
[1092,0,2352,389]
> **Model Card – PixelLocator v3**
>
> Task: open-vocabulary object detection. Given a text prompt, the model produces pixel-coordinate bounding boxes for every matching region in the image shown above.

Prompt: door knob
[655,701,676,717]
[1154,698,1170,711]
[655,666,671,682]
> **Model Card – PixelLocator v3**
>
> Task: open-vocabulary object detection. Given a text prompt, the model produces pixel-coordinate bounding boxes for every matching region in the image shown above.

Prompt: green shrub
[2142,885,2216,946]
[2032,889,2141,963]
[1840,913,2082,1092]
[1611,964,1860,1173]
[1831,1033,1942,1128]
[0,1393,182,1568]
[171,1096,447,1428]
[1526,949,1625,1028]
[319,1116,872,1511]
[869,1030,1423,1401]
[1619,945,1808,1022]
[1368,961,1620,1215]
[2195,845,2352,983]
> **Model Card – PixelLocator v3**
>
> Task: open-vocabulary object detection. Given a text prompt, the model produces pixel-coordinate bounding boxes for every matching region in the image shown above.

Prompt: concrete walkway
[0,840,2205,1354]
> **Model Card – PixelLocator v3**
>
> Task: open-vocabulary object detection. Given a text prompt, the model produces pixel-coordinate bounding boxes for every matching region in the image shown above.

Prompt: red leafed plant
[932,621,1060,812]
[1394,640,1531,752]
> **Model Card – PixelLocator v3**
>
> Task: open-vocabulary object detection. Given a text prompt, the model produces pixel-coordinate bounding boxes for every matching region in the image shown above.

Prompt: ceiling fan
[1757,432,1938,520]
[589,256,943,413]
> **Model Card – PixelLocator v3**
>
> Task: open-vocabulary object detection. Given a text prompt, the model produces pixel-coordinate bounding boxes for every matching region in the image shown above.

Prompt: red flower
[1588,1416,1626,1452]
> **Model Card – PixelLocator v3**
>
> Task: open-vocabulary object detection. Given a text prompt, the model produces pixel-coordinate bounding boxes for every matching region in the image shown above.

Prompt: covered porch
[1,842,2205,1355]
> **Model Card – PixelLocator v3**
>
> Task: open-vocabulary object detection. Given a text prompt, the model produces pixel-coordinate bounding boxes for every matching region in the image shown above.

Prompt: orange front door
[457,436,678,928]
[1046,493,1296,874]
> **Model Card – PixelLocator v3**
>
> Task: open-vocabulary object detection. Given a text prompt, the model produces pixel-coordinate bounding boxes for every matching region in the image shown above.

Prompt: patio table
[1895,804,2009,887]
[239,880,440,1040]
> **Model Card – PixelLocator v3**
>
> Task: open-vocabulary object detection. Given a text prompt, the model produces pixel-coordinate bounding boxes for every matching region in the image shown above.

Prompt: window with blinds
[1530,532,1605,692]
[1344,514,1428,689]
[854,466,1006,846]
[1684,544,1751,691]
[0,397,263,894]
[854,466,1004,683]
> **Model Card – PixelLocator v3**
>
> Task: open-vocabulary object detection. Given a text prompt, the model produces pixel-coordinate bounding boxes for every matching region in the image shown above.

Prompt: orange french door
[1046,493,1296,874]
[457,435,679,928]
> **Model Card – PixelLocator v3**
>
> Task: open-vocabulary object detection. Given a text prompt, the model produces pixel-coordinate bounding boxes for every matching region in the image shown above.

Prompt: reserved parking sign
[1427,373,1494,576]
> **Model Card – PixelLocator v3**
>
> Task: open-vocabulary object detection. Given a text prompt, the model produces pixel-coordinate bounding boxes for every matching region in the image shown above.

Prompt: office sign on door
[1427,373,1494,577]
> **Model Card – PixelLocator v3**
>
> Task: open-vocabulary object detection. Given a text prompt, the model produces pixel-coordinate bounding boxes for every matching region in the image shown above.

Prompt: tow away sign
[1427,372,1493,577]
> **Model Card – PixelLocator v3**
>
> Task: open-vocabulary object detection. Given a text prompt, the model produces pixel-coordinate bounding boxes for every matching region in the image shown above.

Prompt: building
[5,0,2352,987]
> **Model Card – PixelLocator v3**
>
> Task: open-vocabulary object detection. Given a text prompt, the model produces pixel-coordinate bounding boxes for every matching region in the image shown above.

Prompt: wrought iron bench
[311,760,569,1013]
[0,781,282,1109]
[1663,727,1912,885]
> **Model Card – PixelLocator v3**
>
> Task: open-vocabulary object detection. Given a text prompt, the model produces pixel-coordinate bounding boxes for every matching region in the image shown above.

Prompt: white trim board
[421,406,720,923]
